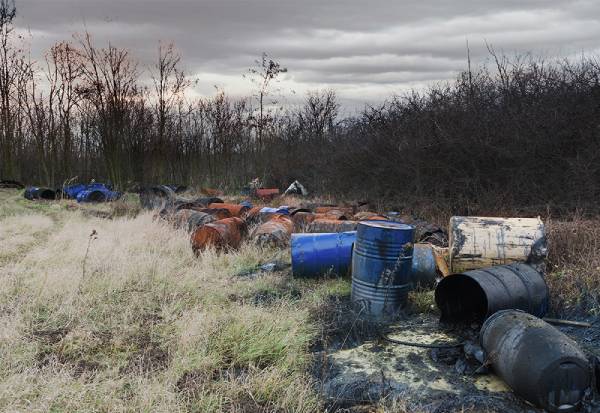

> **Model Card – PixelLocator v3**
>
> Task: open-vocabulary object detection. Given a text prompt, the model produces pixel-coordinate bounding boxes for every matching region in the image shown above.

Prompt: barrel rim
[358,220,415,230]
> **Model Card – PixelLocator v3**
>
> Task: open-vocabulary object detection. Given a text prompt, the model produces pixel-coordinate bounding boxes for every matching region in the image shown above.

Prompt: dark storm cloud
[15,0,600,105]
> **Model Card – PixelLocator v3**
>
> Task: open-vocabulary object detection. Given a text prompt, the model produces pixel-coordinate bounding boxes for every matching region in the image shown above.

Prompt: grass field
[0,188,598,412]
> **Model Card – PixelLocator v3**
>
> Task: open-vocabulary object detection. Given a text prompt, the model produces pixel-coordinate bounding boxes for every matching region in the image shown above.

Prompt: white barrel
[449,216,546,273]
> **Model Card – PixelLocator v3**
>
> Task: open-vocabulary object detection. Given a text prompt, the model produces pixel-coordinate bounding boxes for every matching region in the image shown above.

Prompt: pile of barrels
[156,198,395,255]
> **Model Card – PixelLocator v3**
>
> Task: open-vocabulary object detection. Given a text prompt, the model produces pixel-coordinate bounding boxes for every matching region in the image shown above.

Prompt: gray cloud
[15,0,600,106]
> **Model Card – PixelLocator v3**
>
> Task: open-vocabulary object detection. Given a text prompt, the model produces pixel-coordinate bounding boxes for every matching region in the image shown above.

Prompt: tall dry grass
[0,194,327,412]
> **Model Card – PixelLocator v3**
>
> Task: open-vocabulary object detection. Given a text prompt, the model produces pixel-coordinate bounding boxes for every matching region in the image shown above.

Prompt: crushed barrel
[191,217,247,253]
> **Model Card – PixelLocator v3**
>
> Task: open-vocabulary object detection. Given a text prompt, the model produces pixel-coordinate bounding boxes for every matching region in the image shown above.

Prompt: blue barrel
[410,243,438,287]
[291,231,356,278]
[351,221,415,318]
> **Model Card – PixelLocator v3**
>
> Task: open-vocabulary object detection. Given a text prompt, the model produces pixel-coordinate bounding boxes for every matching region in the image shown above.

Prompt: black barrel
[480,310,591,412]
[24,187,56,200]
[435,262,548,323]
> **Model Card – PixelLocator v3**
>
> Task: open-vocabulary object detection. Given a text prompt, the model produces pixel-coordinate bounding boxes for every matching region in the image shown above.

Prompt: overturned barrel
[480,310,591,412]
[190,217,247,253]
[186,211,216,233]
[252,214,294,248]
[435,262,548,323]
[307,219,358,233]
[449,216,547,272]
[291,231,356,278]
[351,221,415,318]
[24,187,56,200]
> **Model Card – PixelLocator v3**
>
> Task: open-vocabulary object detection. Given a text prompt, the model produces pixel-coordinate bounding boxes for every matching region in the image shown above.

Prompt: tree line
[1,0,599,212]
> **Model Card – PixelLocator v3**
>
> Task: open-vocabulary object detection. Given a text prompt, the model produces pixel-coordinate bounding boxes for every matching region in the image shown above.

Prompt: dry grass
[0,190,330,412]
[1,188,598,412]
[545,215,600,317]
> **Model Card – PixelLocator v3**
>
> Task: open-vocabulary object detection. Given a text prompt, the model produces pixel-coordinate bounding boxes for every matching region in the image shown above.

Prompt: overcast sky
[15,0,600,109]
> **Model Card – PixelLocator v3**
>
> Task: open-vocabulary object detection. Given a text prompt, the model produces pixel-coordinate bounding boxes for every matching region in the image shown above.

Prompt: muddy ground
[312,296,600,412]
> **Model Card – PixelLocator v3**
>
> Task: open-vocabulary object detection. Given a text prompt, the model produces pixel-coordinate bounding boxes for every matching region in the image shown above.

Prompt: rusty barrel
[314,210,348,220]
[351,221,415,318]
[435,262,548,323]
[187,211,216,233]
[252,214,294,248]
[172,209,194,229]
[291,211,316,230]
[207,203,250,218]
[194,208,233,220]
[353,211,388,221]
[291,231,356,278]
[191,217,247,253]
[307,219,358,233]
[255,188,279,200]
[480,310,590,412]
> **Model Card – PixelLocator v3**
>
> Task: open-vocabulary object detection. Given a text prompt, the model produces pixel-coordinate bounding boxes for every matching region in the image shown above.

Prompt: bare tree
[150,42,190,181]
[245,52,287,151]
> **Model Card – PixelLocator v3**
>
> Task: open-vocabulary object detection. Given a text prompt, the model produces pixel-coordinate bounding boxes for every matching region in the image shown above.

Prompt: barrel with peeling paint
[449,216,547,272]
[291,231,356,278]
[480,310,591,413]
[435,262,548,323]
[351,221,415,318]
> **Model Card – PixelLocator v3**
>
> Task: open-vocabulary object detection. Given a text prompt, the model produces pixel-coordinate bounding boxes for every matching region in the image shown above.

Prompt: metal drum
[351,221,415,318]
[435,262,549,323]
[480,310,591,413]
[410,243,438,288]
[291,231,356,278]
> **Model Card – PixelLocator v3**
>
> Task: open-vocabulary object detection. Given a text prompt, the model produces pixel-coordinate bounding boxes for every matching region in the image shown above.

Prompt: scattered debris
[284,180,308,196]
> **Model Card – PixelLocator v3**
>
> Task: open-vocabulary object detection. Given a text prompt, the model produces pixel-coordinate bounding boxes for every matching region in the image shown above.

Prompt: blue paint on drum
[291,231,356,278]
[351,221,415,318]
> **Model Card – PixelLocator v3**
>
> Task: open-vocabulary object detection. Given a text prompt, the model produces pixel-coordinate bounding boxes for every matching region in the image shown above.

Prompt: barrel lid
[358,220,414,230]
